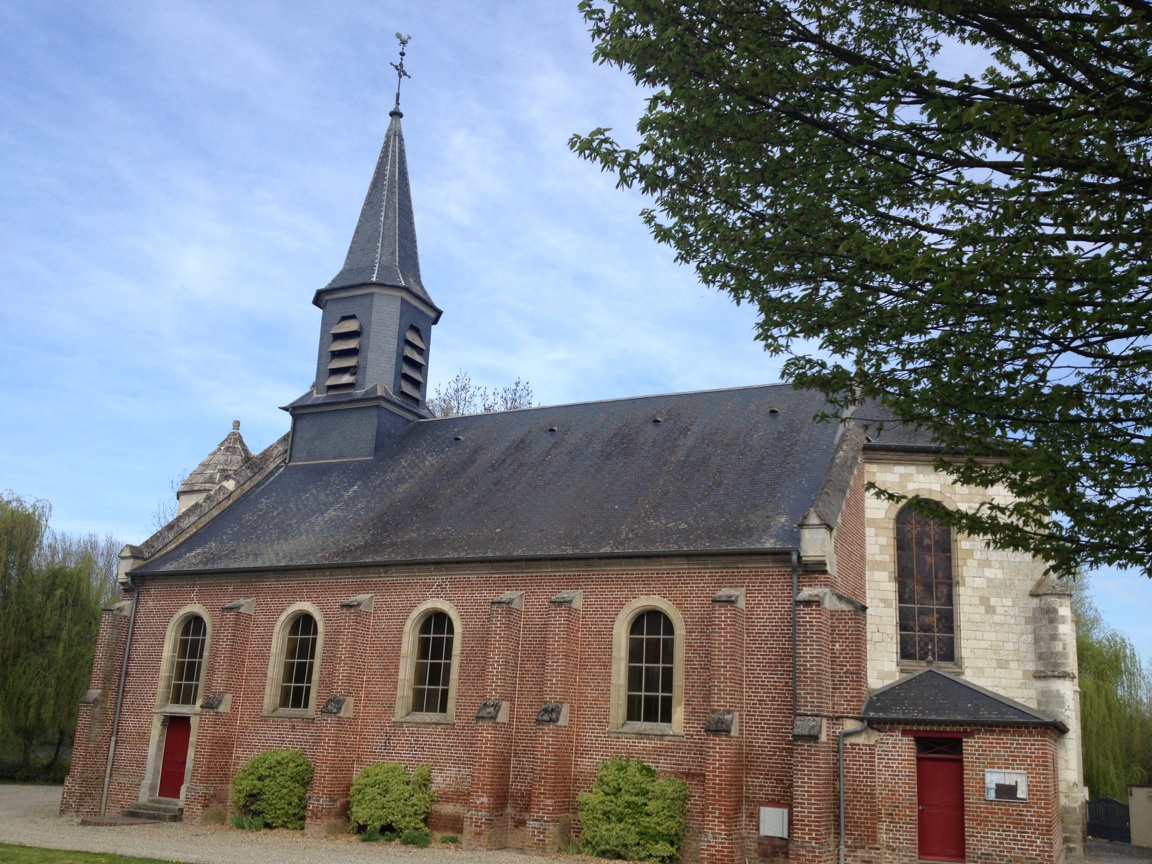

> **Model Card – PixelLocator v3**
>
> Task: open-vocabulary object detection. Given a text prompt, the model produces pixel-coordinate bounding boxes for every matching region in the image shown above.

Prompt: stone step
[126,801,182,815]
[138,797,180,808]
[120,808,181,822]
[80,815,164,827]
[121,798,183,822]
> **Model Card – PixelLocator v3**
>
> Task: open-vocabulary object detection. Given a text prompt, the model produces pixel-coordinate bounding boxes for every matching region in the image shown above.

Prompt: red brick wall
[61,601,130,815]
[62,560,1068,864]
[848,725,1062,864]
[832,457,868,606]
[64,562,808,859]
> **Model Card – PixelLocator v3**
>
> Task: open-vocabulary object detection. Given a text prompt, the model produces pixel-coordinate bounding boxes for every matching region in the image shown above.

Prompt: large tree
[571,0,1152,578]
[0,494,109,775]
[1072,577,1152,798]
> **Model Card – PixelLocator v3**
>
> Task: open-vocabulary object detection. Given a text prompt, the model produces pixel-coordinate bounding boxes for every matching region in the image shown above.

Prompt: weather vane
[392,33,411,113]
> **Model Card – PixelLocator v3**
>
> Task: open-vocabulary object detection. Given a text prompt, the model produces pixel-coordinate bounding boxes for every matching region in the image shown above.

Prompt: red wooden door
[917,753,965,862]
[158,716,191,799]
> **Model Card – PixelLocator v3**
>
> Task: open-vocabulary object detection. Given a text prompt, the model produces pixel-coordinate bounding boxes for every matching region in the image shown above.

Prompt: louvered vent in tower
[325,316,361,393]
[400,326,426,402]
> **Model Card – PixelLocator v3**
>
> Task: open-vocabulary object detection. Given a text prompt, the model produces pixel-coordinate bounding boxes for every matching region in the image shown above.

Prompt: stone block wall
[864,454,1052,701]
[863,451,1083,855]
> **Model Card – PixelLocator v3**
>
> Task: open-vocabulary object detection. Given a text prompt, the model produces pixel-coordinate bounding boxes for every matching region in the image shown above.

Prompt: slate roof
[852,401,943,452]
[176,420,253,498]
[137,384,856,575]
[862,668,1067,731]
[319,110,436,309]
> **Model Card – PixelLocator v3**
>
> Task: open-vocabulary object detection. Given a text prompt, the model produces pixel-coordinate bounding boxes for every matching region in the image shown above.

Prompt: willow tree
[0,494,107,775]
[1073,581,1152,799]
[572,0,1152,579]
[0,493,46,603]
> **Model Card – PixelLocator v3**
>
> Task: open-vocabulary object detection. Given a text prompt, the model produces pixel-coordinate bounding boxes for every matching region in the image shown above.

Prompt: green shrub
[360,826,382,843]
[230,813,265,831]
[348,762,436,835]
[401,827,432,847]
[578,757,688,862]
[439,835,459,844]
[231,749,313,830]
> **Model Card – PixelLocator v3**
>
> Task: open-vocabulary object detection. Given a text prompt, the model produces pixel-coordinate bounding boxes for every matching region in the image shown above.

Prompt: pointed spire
[320,36,433,308]
[176,420,253,515]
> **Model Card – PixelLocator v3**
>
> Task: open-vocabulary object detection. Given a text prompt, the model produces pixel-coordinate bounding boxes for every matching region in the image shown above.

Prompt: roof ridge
[414,381,799,422]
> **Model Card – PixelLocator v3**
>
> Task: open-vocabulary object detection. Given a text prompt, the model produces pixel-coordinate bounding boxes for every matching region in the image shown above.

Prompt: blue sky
[1,1,1148,662]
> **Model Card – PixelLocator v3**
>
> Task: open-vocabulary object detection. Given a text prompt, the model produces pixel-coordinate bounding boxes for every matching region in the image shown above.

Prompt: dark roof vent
[652,416,663,424]
[453,435,463,441]
[768,408,780,415]
[325,316,361,393]
[400,326,427,402]
[547,426,557,433]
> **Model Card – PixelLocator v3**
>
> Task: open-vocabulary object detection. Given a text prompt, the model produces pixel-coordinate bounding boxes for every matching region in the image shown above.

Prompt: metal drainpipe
[791,549,799,724]
[838,720,869,864]
[100,571,139,817]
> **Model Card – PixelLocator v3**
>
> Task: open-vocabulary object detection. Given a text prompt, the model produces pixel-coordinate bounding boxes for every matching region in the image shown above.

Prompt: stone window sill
[394,713,454,726]
[898,660,963,674]
[262,708,314,721]
[610,721,684,739]
[158,704,200,716]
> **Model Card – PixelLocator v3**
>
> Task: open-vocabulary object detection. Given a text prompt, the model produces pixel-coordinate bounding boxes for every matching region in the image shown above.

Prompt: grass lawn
[0,844,176,863]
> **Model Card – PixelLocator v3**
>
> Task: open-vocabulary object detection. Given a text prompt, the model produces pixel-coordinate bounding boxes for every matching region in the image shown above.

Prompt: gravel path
[0,785,546,864]
[2,785,1150,864]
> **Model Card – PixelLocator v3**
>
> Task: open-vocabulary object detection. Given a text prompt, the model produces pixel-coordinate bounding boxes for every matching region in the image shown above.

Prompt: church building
[62,85,1085,864]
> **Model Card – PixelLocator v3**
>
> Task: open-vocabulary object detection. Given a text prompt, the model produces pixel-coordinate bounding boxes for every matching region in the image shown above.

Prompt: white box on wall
[985,770,1029,801]
[759,805,789,838]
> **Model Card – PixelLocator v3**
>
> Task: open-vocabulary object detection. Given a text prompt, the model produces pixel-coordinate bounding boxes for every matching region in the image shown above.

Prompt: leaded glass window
[626,610,675,724]
[412,611,454,714]
[896,506,955,663]
[278,613,318,710]
[169,615,206,705]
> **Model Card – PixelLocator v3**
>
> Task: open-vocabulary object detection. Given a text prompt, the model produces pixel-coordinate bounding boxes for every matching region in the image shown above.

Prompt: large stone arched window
[895,505,956,663]
[395,600,462,723]
[168,614,208,705]
[627,610,676,724]
[610,597,686,734]
[158,606,211,709]
[264,604,324,715]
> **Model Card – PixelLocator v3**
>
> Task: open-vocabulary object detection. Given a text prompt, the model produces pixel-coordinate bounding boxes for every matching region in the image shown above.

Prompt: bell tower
[285,36,442,462]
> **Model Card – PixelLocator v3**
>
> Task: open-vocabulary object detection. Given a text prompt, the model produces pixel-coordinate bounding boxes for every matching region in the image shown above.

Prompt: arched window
[168,615,207,706]
[396,601,462,722]
[264,605,324,715]
[627,610,675,724]
[278,613,319,709]
[610,597,686,733]
[895,505,956,663]
[412,612,454,714]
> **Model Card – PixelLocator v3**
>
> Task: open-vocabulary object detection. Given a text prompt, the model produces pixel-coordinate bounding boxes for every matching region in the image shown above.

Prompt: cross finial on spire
[391,33,411,116]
